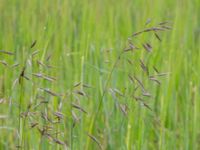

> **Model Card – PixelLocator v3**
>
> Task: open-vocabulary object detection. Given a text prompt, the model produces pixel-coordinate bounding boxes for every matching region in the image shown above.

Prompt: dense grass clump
[0,0,200,150]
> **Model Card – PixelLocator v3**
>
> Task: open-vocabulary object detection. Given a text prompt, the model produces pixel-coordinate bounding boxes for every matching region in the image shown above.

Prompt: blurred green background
[0,0,200,149]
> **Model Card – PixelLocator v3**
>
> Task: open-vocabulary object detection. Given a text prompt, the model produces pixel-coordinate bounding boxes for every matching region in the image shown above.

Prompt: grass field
[0,0,200,149]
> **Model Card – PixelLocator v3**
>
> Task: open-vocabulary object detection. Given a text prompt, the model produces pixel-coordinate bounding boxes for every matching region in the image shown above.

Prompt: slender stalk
[70,89,73,150]
[86,51,124,149]
[18,78,24,149]
[96,51,124,118]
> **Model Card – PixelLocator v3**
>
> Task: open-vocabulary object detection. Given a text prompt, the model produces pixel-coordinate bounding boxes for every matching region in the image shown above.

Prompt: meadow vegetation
[0,0,200,149]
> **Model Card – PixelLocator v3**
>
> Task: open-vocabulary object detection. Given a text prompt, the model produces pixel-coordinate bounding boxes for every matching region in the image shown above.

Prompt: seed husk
[72,103,87,114]
[154,32,162,42]
[74,90,86,97]
[30,122,39,128]
[53,138,66,145]
[149,77,161,85]
[0,50,14,55]
[40,88,60,97]
[134,76,145,91]
[142,43,152,52]
[32,73,56,82]
[30,40,37,49]
[54,111,64,119]
[11,63,20,68]
[32,50,40,57]
[0,60,8,66]
[119,104,128,116]
[73,82,81,88]
[86,133,103,150]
